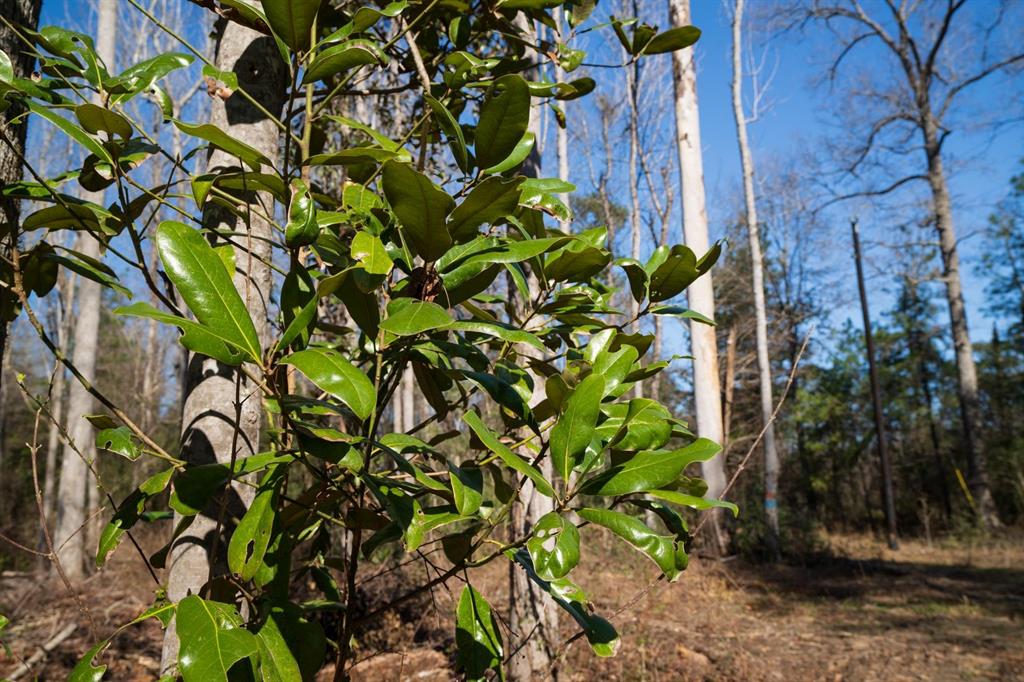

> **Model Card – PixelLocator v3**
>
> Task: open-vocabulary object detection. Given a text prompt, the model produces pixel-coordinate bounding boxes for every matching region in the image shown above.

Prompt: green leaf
[455,586,503,681]
[526,512,580,581]
[582,438,721,496]
[261,0,322,51]
[616,258,649,303]
[649,304,715,325]
[75,102,132,139]
[382,161,454,261]
[174,120,271,171]
[95,426,140,461]
[281,348,376,421]
[255,604,325,681]
[577,507,688,581]
[155,221,262,363]
[176,595,259,682]
[647,489,739,516]
[550,374,605,483]
[96,468,173,567]
[116,301,246,366]
[285,179,319,247]
[351,231,393,275]
[228,466,282,581]
[447,176,524,242]
[278,266,317,350]
[69,639,110,681]
[302,39,383,84]
[449,463,484,516]
[425,94,470,173]
[449,320,545,351]
[464,410,555,498]
[379,300,453,336]
[27,100,111,163]
[642,26,701,55]
[609,398,672,451]
[482,132,535,175]
[475,74,531,169]
[508,549,619,656]
[306,147,401,166]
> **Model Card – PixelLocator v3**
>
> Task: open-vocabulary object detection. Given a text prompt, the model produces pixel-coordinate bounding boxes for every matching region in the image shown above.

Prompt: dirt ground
[1,531,1021,681]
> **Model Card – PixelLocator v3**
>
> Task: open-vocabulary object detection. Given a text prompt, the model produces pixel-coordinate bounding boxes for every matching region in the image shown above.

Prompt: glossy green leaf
[95,426,140,461]
[96,468,173,567]
[464,410,555,498]
[649,304,715,325]
[174,120,271,170]
[381,161,454,261]
[28,100,111,163]
[425,94,470,173]
[116,301,246,365]
[449,463,484,516]
[609,398,672,451]
[69,639,109,681]
[447,176,524,242]
[281,348,376,421]
[351,231,393,275]
[176,595,259,682]
[228,466,282,581]
[475,74,531,169]
[482,132,535,175]
[508,549,619,656]
[526,512,580,581]
[285,179,319,247]
[261,0,322,51]
[550,374,605,482]
[647,488,739,516]
[642,26,701,55]
[582,438,721,496]
[75,102,131,139]
[302,40,382,84]
[578,507,688,581]
[379,300,453,336]
[155,221,262,363]
[455,586,502,681]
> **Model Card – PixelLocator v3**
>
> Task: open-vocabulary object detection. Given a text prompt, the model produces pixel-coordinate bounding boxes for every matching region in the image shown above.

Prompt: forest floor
[1,531,1021,681]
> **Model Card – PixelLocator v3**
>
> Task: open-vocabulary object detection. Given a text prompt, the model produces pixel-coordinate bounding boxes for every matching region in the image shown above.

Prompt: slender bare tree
[160,3,287,670]
[729,0,781,558]
[668,0,729,553]
[791,0,1024,526]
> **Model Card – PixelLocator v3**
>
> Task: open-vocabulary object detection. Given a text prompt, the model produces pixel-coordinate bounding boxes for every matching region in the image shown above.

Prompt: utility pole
[851,219,899,550]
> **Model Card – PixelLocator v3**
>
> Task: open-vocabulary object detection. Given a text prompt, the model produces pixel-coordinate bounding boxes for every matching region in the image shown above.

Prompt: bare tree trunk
[626,59,643,398]
[160,6,287,672]
[53,0,118,580]
[401,367,415,432]
[0,0,42,399]
[554,10,570,234]
[722,326,737,453]
[508,19,558,682]
[851,219,899,550]
[729,0,780,559]
[922,120,999,527]
[668,0,728,554]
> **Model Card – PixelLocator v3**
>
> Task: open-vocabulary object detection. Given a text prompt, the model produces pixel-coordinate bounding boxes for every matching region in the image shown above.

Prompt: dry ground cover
[1,532,1021,680]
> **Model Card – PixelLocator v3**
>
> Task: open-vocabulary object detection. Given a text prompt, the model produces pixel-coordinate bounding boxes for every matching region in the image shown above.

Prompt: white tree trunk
[668,0,729,554]
[160,4,286,671]
[729,0,780,557]
[53,0,117,580]
[508,18,558,681]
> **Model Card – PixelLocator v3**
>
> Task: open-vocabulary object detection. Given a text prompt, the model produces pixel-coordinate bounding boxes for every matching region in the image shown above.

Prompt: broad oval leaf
[582,438,721,496]
[475,74,531,169]
[642,25,701,55]
[381,161,454,261]
[261,0,322,51]
[577,507,689,581]
[155,221,262,364]
[526,512,580,581]
[550,374,605,483]
[176,595,259,682]
[281,348,376,421]
[379,300,453,336]
[455,586,503,680]
[464,410,555,498]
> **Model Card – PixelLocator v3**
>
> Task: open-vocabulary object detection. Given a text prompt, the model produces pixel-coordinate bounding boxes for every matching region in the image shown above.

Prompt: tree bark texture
[160,8,287,671]
[668,0,729,554]
[729,0,781,559]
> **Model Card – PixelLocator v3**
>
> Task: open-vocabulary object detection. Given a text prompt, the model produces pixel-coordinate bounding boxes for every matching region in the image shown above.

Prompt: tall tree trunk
[921,117,1000,527]
[668,0,728,554]
[851,220,899,550]
[729,0,780,559]
[722,326,737,453]
[626,58,643,397]
[554,10,570,234]
[508,18,558,682]
[160,8,287,672]
[53,0,118,580]
[0,0,42,399]
[401,367,415,432]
